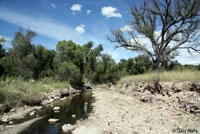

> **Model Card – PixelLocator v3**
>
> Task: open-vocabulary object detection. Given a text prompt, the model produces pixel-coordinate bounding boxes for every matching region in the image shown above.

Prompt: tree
[10,29,36,78]
[0,37,6,59]
[108,0,200,70]
[0,37,6,77]
[93,54,120,84]
[58,61,80,86]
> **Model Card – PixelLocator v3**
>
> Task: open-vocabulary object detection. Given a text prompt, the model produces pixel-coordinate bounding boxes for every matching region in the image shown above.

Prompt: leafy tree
[0,37,6,77]
[85,44,103,81]
[168,60,182,71]
[56,40,84,84]
[108,0,200,70]
[9,29,36,78]
[34,45,56,78]
[0,37,6,59]
[0,56,14,77]
[58,61,80,86]
[93,54,120,84]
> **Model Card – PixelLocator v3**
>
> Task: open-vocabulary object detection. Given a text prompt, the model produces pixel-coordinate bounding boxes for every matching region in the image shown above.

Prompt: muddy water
[21,91,93,134]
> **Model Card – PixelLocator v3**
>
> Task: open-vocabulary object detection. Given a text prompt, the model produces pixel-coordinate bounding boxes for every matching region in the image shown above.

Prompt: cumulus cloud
[49,2,56,9]
[75,24,85,34]
[87,10,91,15]
[121,25,132,32]
[71,4,82,13]
[101,6,122,18]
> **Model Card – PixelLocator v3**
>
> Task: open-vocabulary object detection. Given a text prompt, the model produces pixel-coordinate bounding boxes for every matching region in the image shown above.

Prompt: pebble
[72,114,76,118]
[29,111,35,116]
[62,124,75,132]
[10,108,15,112]
[48,118,59,123]
[2,117,10,123]
[53,107,60,111]
[8,121,13,124]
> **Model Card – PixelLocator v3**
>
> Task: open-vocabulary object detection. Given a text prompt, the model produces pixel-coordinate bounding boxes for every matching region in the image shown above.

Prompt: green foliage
[0,37,6,59]
[1,28,200,89]
[92,54,120,84]
[58,61,81,86]
[117,55,152,76]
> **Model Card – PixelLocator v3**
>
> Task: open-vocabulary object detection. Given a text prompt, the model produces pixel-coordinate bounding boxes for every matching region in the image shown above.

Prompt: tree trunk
[153,57,162,71]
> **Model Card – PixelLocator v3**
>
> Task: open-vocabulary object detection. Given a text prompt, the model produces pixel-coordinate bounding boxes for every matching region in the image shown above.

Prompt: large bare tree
[108,0,200,70]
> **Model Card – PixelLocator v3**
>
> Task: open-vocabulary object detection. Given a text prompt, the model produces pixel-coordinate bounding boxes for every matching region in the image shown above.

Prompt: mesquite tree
[108,0,200,70]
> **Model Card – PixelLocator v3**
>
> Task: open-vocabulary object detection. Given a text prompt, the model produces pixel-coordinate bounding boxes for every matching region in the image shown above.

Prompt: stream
[20,91,93,134]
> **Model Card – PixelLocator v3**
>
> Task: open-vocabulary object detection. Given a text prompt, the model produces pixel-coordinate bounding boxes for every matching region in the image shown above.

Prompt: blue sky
[0,0,199,64]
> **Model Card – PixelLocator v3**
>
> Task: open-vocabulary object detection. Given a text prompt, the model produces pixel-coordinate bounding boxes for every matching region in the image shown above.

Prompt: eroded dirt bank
[73,83,200,134]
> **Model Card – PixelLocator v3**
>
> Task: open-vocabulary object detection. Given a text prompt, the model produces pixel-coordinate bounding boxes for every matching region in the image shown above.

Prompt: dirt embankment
[73,82,200,134]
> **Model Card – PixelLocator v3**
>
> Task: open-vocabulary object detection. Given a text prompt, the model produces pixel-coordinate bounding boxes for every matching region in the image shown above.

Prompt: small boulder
[72,114,76,118]
[10,108,15,112]
[30,111,35,116]
[8,121,13,124]
[36,106,43,110]
[62,124,75,133]
[60,97,67,101]
[2,117,10,123]
[48,118,59,123]
[53,107,60,111]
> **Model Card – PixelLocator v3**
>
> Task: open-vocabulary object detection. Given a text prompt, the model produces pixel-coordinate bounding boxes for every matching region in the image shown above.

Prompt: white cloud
[121,25,132,32]
[0,35,12,41]
[49,2,56,9]
[176,49,200,65]
[101,6,122,18]
[71,4,82,14]
[0,7,90,43]
[87,10,91,15]
[75,24,85,34]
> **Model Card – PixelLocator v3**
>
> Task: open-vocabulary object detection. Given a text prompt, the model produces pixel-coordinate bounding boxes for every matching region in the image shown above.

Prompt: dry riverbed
[73,88,200,134]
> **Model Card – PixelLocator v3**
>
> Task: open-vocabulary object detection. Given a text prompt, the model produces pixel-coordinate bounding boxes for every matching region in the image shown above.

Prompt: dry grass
[0,77,70,108]
[119,70,200,85]
[0,78,46,107]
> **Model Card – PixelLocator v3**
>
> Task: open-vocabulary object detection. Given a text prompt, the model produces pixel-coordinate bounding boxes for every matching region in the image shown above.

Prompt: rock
[49,98,54,103]
[8,121,13,124]
[53,107,60,111]
[48,118,59,123]
[83,84,92,90]
[72,114,76,118]
[62,124,75,132]
[60,97,67,101]
[140,96,152,103]
[10,108,15,112]
[2,117,10,123]
[36,106,43,110]
[53,96,60,100]
[30,111,35,116]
